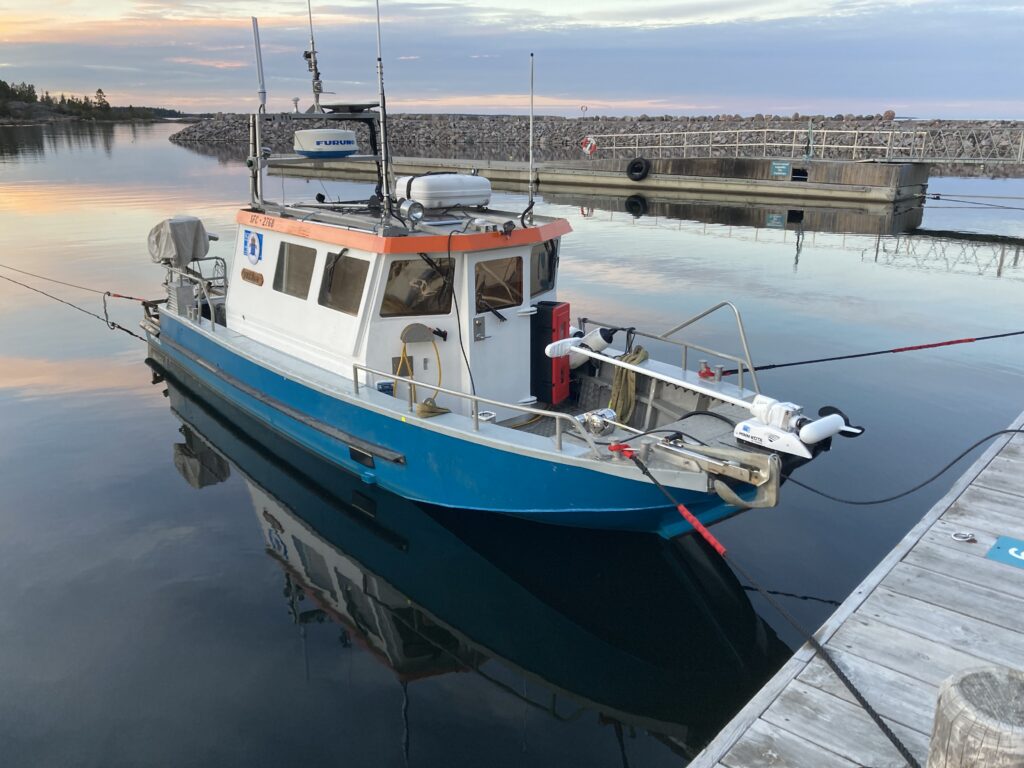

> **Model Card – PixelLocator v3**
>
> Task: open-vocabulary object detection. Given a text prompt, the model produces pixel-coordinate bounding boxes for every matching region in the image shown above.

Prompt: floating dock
[689,409,1024,767]
[268,155,929,205]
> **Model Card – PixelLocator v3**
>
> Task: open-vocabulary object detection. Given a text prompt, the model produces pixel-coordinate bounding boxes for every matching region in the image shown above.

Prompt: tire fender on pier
[626,157,651,182]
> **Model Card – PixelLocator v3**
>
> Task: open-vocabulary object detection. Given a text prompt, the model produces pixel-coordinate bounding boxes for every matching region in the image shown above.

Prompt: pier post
[927,666,1024,767]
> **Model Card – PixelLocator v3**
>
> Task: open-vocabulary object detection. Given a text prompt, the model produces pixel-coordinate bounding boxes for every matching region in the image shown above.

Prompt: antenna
[374,0,393,224]
[251,16,267,209]
[304,0,324,113]
[528,52,535,219]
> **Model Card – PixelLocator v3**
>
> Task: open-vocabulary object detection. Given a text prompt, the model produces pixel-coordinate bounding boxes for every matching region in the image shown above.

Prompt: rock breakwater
[170,113,1024,176]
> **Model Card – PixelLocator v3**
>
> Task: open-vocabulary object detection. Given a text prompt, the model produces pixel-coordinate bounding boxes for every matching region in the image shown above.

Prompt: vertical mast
[251,17,267,209]
[374,0,393,223]
[305,0,324,113]
[528,52,535,219]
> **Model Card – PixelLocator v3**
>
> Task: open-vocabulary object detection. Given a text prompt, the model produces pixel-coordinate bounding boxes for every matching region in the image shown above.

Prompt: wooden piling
[928,666,1024,767]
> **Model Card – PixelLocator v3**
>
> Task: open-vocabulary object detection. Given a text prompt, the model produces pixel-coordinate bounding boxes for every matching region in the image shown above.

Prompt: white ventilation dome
[294,129,359,158]
[396,173,491,209]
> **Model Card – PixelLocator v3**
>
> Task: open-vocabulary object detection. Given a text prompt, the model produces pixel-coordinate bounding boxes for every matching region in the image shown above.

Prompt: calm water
[1,122,1023,767]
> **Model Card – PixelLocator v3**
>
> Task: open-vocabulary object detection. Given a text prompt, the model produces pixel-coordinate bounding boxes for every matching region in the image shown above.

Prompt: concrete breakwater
[170,113,1024,176]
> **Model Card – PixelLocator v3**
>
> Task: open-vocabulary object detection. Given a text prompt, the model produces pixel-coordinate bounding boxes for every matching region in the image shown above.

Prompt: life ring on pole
[626,157,651,181]
[580,136,598,156]
[624,194,648,218]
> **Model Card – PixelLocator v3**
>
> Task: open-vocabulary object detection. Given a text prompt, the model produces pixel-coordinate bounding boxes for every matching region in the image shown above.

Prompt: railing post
[1017,130,1024,163]
[472,402,479,431]
[352,365,360,394]
[555,418,562,451]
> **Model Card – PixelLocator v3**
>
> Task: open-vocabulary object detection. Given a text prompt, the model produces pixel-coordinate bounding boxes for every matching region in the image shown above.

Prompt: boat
[140,6,862,539]
[154,357,792,755]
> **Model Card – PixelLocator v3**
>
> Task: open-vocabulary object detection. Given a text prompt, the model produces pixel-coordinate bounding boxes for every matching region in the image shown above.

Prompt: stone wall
[169,113,1024,176]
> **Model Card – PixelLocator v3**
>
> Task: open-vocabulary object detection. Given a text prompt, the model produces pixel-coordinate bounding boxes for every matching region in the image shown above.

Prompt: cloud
[166,56,249,69]
[1,0,1021,118]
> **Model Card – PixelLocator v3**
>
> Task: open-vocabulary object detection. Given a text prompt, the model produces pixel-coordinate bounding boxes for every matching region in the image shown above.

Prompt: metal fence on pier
[585,126,1024,165]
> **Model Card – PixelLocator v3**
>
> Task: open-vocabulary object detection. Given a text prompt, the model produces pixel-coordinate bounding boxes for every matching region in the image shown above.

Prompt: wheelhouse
[225,206,571,418]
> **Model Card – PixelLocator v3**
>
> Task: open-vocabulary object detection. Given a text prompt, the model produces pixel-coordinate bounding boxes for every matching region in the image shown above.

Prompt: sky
[0,0,1020,117]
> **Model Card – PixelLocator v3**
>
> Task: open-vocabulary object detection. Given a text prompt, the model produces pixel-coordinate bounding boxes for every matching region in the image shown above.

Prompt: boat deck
[689,408,1024,768]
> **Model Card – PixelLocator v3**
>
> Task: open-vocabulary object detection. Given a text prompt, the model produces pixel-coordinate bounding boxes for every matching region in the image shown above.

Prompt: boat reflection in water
[151,346,791,762]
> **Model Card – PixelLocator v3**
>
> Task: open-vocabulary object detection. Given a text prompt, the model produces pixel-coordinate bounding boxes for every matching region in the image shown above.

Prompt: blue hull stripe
[155,316,744,538]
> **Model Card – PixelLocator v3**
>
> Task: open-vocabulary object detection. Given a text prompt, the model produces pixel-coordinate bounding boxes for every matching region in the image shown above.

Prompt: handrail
[166,259,228,333]
[661,301,760,393]
[581,301,759,393]
[350,362,602,456]
[564,345,755,413]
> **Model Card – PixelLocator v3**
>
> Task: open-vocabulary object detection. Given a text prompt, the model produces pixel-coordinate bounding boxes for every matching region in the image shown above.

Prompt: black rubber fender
[626,157,651,182]
[624,194,648,218]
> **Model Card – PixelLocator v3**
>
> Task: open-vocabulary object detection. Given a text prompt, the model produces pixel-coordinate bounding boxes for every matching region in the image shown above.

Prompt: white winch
[734,395,848,459]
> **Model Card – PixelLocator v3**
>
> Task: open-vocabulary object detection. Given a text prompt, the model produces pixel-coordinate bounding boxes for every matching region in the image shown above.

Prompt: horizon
[1,1,1020,120]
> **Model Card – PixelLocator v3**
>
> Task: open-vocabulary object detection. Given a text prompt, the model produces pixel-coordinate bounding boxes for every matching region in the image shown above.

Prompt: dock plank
[884,561,1024,634]
[720,718,859,768]
[759,680,929,767]
[859,587,1024,671]
[904,537,1024,600]
[830,615,993,687]
[974,454,1024,498]
[689,413,1024,768]
[797,648,938,734]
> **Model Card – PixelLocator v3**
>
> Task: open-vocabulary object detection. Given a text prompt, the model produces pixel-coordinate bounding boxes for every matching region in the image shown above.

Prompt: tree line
[0,79,184,119]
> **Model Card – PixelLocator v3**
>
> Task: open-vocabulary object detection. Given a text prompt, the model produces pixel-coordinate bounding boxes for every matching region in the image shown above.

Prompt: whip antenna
[304,0,323,113]
[528,52,535,219]
[374,0,393,223]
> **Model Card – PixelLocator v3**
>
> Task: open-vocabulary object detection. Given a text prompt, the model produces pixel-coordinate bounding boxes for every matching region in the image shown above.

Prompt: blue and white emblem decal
[243,229,263,265]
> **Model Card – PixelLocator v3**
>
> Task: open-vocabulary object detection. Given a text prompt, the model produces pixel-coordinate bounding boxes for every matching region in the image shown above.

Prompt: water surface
[1,122,1022,767]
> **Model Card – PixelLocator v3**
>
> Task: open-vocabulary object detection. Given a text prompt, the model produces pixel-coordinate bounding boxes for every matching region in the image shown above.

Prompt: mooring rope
[0,272,147,342]
[720,329,1024,376]
[0,262,149,302]
[920,193,1024,212]
[609,442,922,768]
[787,429,1024,506]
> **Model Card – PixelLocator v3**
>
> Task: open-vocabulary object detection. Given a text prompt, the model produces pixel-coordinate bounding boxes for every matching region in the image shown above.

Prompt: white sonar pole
[251,16,267,208]
[528,52,535,218]
[374,0,394,224]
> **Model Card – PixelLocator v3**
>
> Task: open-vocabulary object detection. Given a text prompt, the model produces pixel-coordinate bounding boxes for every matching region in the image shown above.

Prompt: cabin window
[530,240,558,297]
[272,242,317,299]
[475,256,523,313]
[380,257,454,317]
[318,250,369,316]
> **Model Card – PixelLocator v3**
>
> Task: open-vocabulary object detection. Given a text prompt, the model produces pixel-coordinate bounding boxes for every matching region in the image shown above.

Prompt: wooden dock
[690,410,1024,768]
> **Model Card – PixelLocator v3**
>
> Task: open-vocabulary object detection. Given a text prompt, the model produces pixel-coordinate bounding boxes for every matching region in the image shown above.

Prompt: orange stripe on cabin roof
[236,210,571,254]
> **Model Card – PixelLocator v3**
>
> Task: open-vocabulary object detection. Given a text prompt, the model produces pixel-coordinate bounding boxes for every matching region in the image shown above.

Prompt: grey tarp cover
[148,216,209,268]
